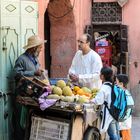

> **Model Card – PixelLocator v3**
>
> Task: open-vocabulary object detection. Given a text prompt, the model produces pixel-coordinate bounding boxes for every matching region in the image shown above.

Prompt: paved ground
[132,117,140,140]
[105,117,140,140]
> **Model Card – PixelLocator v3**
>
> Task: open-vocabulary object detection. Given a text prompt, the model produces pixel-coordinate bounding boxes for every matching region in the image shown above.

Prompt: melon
[78,96,89,103]
[47,94,60,99]
[62,86,73,96]
[56,80,66,89]
[53,86,62,96]
[82,87,92,93]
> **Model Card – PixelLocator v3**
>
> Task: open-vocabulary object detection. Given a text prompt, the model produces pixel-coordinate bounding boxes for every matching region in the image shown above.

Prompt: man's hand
[69,73,79,82]
[34,69,43,76]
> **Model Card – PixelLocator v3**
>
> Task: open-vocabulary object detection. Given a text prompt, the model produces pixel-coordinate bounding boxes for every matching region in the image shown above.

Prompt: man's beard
[34,51,39,57]
[78,45,82,50]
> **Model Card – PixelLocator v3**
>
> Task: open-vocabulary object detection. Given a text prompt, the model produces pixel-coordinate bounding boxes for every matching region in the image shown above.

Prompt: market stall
[16,76,101,140]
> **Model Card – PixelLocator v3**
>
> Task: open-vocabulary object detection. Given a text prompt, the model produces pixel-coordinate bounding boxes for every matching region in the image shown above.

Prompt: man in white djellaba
[68,33,103,89]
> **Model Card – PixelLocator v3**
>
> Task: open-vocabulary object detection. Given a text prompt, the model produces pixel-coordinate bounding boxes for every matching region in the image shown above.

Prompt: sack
[104,83,134,122]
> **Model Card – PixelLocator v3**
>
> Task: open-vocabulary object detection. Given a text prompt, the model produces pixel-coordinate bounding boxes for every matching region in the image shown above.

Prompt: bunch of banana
[91,88,99,98]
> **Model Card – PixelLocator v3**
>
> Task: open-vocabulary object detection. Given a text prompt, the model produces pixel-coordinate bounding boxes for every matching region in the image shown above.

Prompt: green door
[0,0,38,140]
[0,0,20,93]
[0,93,13,140]
[0,1,20,140]
[21,1,38,53]
[0,0,38,93]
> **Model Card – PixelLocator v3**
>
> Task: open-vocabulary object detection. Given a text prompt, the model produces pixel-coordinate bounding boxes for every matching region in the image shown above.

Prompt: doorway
[44,0,76,78]
[44,10,51,77]
[92,24,128,75]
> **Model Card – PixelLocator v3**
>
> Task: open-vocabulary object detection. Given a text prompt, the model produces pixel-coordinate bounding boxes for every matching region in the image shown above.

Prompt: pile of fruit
[47,80,99,104]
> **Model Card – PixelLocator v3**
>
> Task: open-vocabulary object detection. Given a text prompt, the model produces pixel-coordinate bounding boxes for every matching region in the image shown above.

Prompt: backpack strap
[102,101,108,129]
[104,82,114,102]
[102,83,113,128]
[103,82,113,108]
[104,82,112,87]
[103,83,114,126]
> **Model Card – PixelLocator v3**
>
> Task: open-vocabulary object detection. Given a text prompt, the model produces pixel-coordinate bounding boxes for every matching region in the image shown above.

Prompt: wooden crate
[16,76,46,98]
[29,116,70,140]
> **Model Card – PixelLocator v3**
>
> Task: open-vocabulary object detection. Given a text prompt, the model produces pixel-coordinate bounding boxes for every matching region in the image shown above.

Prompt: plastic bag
[39,69,50,85]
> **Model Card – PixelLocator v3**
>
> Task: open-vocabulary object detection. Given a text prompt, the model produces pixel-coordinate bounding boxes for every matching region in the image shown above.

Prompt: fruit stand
[16,77,101,140]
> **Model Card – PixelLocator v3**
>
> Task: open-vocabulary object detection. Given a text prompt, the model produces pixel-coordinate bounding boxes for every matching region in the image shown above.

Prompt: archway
[44,0,76,78]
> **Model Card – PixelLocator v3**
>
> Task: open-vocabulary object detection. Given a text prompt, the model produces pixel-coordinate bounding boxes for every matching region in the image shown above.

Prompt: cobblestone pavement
[132,117,140,140]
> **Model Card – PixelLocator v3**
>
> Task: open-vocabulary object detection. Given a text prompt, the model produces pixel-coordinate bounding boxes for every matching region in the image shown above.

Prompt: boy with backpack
[91,67,120,140]
[115,74,134,140]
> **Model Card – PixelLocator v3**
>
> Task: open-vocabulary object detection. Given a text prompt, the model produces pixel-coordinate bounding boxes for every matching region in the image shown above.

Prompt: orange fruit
[77,89,84,95]
[83,92,92,98]
[72,91,77,95]
[73,86,80,92]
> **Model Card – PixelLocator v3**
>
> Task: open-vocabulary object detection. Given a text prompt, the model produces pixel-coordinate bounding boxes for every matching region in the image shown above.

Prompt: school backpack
[104,83,134,122]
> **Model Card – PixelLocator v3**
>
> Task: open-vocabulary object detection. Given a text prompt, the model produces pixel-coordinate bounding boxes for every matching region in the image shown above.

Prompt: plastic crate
[29,116,70,140]
[49,78,68,85]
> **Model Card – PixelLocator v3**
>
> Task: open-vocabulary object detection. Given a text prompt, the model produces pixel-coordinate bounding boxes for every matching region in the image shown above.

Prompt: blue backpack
[104,83,134,122]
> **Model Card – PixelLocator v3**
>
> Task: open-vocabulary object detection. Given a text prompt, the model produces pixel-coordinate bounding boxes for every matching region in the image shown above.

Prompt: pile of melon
[47,80,99,104]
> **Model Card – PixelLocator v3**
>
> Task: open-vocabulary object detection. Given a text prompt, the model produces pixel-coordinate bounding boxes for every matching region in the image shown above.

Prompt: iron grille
[92,2,122,24]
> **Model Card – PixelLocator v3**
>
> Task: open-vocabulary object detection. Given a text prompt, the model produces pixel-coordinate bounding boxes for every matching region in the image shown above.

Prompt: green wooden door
[0,1,38,140]
[0,0,20,93]
[21,1,38,53]
[0,0,38,93]
[0,93,13,140]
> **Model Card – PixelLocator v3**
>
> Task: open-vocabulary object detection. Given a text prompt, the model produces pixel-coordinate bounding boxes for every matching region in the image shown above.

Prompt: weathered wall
[38,0,140,89]
[47,0,76,77]
[122,0,140,116]
[94,0,116,2]
[122,0,140,89]
[74,0,92,41]
[38,0,91,77]
[93,0,140,89]
[38,0,49,68]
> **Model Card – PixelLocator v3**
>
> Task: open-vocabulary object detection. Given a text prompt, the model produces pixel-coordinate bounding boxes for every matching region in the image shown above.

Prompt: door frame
[92,24,129,75]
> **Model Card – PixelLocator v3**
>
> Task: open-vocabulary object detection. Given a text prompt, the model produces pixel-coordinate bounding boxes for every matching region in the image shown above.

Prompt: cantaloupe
[47,94,60,99]
[56,80,66,89]
[53,86,62,96]
[61,96,74,102]
[78,96,89,103]
[62,86,73,96]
